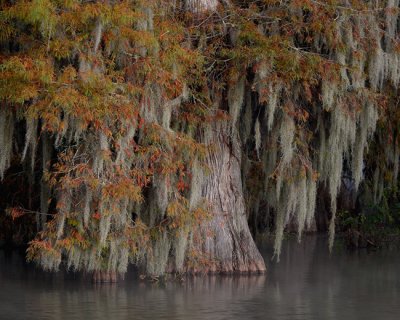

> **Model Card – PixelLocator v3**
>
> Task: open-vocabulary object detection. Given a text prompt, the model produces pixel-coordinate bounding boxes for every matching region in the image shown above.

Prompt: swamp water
[0,236,399,320]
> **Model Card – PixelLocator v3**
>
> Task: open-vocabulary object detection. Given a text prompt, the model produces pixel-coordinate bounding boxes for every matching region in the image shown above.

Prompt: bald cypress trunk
[191,123,266,273]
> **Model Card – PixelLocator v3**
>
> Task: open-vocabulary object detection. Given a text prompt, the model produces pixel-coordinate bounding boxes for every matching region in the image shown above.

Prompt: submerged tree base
[92,271,118,283]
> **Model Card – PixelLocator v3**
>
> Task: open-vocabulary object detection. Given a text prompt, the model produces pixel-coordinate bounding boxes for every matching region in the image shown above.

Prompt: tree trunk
[192,123,266,273]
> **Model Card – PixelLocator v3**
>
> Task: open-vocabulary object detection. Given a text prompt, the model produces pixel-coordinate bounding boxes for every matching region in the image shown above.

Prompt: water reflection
[1,236,399,320]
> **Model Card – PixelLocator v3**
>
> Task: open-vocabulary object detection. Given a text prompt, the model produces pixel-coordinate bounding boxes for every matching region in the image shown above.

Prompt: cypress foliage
[1,0,400,276]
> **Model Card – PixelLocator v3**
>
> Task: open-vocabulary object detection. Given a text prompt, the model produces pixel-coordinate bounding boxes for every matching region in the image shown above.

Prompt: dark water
[1,236,399,320]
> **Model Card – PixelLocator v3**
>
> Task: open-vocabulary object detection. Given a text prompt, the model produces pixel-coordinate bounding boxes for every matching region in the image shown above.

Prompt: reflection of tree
[2,240,400,319]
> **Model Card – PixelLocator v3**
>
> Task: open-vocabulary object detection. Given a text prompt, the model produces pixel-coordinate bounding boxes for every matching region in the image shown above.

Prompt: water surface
[1,236,399,320]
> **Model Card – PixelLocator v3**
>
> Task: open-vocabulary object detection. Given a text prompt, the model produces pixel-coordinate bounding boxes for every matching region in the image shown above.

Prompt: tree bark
[191,123,266,273]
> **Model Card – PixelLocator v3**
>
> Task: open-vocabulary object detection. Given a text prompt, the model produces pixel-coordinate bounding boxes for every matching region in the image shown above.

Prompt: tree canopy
[1,0,400,277]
